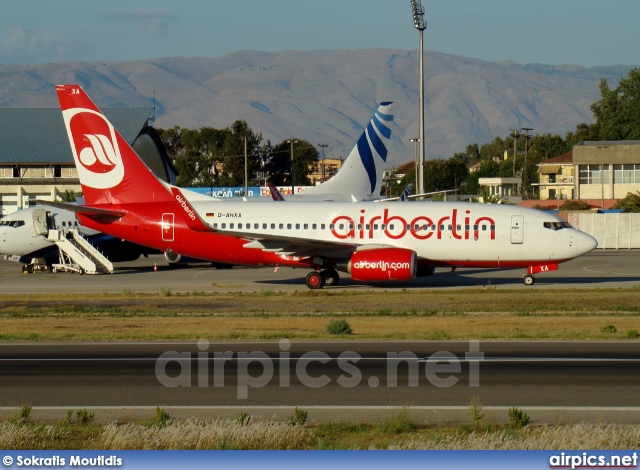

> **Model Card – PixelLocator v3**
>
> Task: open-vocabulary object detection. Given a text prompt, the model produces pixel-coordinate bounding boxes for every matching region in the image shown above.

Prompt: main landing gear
[522,274,535,286]
[305,268,340,289]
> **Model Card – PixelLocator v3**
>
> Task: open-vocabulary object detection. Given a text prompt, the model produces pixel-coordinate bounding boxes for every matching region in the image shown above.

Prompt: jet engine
[346,248,417,282]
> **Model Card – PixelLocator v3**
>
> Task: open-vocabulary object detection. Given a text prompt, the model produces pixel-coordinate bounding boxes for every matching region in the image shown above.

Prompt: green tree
[266,139,318,187]
[612,191,640,212]
[216,120,263,187]
[591,68,640,140]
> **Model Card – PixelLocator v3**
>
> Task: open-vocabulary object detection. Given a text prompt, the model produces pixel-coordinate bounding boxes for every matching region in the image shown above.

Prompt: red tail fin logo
[62,108,124,189]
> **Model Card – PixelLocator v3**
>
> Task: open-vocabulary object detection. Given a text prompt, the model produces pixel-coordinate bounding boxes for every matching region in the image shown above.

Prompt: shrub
[326,319,352,335]
[288,407,308,426]
[469,397,484,427]
[508,407,530,428]
[237,412,251,426]
[626,329,638,339]
[12,404,32,424]
[76,409,95,425]
[154,407,172,427]
[601,324,617,333]
[559,200,591,211]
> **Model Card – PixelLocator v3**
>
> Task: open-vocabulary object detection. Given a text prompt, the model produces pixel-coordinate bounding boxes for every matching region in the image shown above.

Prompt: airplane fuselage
[78,200,596,273]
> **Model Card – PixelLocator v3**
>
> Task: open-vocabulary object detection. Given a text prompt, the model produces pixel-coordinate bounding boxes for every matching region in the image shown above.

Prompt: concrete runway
[1,249,639,293]
[1,341,639,424]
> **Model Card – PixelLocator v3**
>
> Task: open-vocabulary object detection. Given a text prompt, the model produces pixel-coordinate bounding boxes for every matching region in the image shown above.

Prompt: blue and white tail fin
[302,102,394,198]
[399,184,413,202]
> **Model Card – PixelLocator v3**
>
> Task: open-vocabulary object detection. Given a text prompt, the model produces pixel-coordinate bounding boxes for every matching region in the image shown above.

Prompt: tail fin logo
[63,108,125,189]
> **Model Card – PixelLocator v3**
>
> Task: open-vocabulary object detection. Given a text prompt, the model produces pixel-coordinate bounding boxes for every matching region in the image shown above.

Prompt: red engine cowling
[349,248,417,282]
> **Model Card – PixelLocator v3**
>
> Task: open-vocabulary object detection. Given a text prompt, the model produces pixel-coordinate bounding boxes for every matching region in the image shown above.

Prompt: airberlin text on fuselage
[175,194,196,221]
[331,208,496,241]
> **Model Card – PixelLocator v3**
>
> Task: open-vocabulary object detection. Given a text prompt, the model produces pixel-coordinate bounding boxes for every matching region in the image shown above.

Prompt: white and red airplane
[49,84,597,289]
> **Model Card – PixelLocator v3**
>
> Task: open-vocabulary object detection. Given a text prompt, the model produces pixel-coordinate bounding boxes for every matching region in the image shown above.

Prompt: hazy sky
[1,0,638,67]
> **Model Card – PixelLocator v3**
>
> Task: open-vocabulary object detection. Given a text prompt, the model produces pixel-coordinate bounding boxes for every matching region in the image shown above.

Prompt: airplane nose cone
[577,230,598,255]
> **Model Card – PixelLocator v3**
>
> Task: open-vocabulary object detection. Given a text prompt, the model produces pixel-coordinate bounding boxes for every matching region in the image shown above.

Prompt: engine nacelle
[348,248,417,282]
[164,251,187,264]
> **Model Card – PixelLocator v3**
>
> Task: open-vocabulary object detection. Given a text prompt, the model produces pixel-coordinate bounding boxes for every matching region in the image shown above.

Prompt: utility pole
[287,139,298,194]
[410,138,420,194]
[510,129,519,178]
[244,136,248,196]
[317,143,328,182]
[521,128,533,199]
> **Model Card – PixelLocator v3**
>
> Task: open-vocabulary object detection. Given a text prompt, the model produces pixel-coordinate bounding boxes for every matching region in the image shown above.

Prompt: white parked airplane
[1,101,395,268]
[48,84,597,288]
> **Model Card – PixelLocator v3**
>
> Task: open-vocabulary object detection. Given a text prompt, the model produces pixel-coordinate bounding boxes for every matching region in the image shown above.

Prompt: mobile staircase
[47,229,114,274]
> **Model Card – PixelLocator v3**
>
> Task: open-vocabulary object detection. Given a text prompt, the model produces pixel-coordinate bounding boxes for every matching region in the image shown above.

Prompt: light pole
[287,139,298,194]
[410,138,420,194]
[317,143,328,182]
[598,146,608,210]
[520,127,533,198]
[243,135,248,196]
[410,0,426,196]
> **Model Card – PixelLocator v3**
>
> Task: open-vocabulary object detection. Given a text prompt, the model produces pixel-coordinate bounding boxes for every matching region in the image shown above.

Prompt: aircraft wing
[214,229,371,258]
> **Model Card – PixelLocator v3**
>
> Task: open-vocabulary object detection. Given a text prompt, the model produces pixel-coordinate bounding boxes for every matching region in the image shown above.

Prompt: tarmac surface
[1,249,639,294]
[0,340,639,424]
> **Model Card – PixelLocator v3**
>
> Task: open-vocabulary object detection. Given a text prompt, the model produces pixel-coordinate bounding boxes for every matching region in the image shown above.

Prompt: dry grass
[97,418,313,450]
[0,289,638,341]
[2,419,639,450]
[385,423,640,450]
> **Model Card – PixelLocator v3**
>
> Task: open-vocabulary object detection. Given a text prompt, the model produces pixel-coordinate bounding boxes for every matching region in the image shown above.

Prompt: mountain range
[0,49,635,166]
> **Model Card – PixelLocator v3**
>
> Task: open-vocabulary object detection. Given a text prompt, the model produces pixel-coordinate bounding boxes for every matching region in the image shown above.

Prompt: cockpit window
[0,220,25,228]
[543,221,572,231]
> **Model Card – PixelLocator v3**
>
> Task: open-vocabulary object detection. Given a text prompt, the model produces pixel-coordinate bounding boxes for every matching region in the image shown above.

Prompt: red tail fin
[56,85,173,206]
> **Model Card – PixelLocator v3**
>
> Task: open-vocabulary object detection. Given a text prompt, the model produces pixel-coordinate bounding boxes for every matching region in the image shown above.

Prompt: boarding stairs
[47,229,114,274]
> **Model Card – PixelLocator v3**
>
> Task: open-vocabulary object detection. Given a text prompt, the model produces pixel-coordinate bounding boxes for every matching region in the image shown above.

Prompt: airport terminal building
[0,108,175,215]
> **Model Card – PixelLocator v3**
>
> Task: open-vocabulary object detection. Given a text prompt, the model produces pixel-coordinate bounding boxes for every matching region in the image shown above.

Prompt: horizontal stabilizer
[36,200,126,219]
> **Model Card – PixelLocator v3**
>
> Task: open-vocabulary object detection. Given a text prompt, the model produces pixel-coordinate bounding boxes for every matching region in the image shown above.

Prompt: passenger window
[221,223,226,229]
[230,223,235,229]
[373,224,378,230]
[330,224,334,230]
[448,225,453,231]
[339,224,344,230]
[254,223,259,229]
[213,223,218,229]
[473,224,478,231]
[279,223,284,229]
[263,223,267,229]
[270,223,275,229]
[303,223,308,229]
[490,224,495,231]
[381,224,386,230]
[366,224,370,230]
[312,224,317,229]
[286,223,292,229]
[321,224,326,230]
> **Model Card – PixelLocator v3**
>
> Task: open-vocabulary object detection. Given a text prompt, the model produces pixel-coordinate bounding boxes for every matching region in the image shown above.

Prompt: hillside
[0,49,635,165]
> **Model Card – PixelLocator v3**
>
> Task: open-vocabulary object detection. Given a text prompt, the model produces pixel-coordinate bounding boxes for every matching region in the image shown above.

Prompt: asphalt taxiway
[1,249,639,294]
